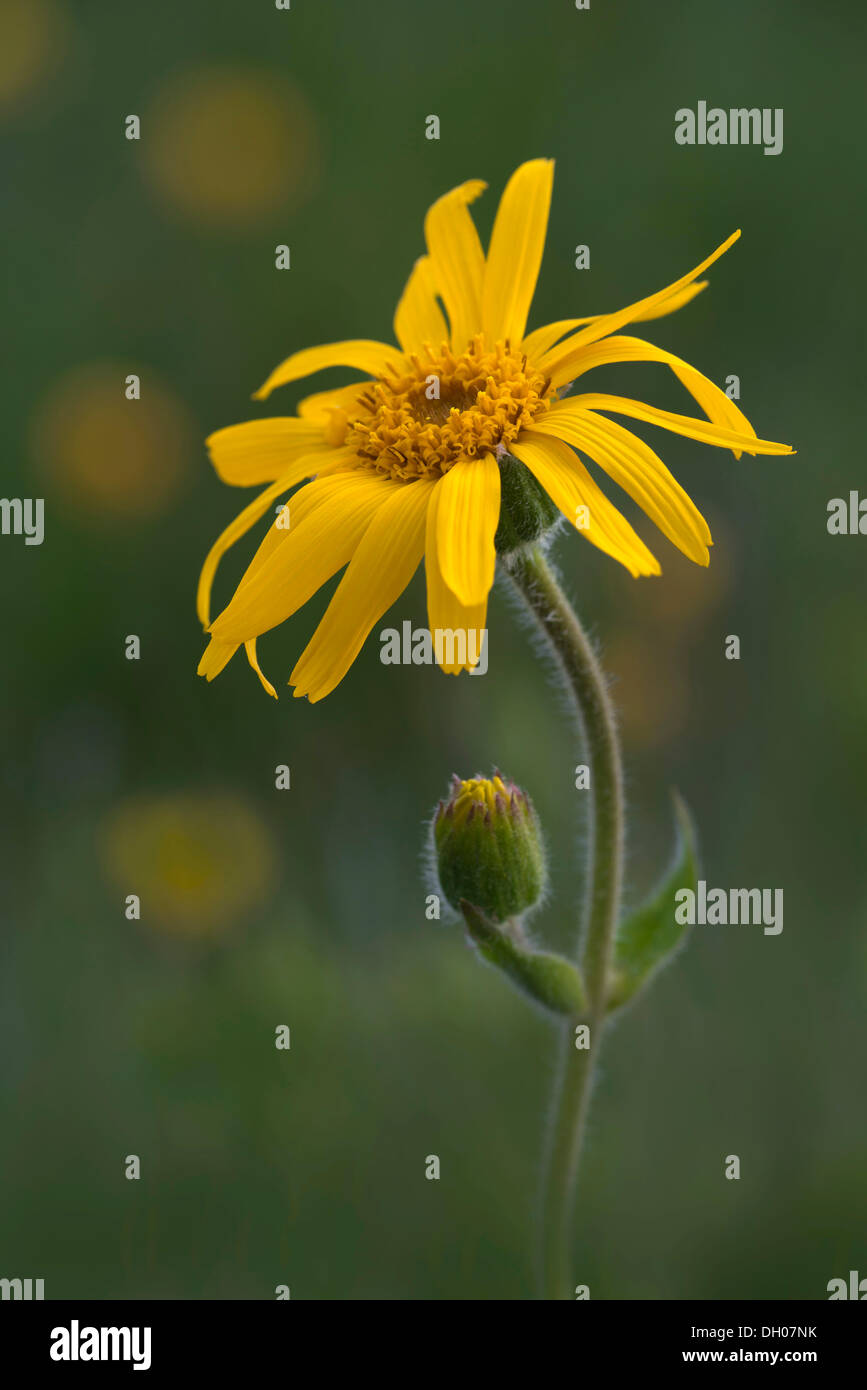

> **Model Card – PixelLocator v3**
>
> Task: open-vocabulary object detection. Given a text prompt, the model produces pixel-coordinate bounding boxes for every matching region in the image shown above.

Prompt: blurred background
[0,0,864,1299]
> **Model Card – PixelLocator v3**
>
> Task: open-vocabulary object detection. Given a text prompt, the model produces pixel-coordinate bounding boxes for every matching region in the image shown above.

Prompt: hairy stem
[505,543,624,1301]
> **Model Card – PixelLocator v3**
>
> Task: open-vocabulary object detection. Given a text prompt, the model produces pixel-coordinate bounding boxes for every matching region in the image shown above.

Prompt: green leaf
[607,793,700,1012]
[460,900,586,1017]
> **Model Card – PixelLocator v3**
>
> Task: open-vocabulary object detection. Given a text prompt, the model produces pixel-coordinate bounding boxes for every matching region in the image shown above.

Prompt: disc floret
[343,337,553,482]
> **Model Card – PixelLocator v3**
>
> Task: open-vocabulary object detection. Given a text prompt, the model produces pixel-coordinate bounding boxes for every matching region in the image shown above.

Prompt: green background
[1,0,864,1299]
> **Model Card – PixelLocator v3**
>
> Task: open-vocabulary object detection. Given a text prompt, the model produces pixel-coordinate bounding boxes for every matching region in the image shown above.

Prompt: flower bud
[433,771,547,922]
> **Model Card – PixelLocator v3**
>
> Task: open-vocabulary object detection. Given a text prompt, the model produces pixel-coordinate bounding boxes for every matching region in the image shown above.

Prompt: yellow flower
[198,158,793,702]
[101,792,276,938]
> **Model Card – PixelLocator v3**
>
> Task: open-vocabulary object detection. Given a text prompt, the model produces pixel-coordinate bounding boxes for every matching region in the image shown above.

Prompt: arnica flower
[198,158,793,702]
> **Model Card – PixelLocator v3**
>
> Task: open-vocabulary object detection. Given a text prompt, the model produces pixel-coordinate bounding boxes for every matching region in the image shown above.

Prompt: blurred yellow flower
[604,631,690,750]
[198,159,793,702]
[31,363,194,519]
[100,792,276,937]
[0,0,69,109]
[636,515,734,636]
[143,68,319,226]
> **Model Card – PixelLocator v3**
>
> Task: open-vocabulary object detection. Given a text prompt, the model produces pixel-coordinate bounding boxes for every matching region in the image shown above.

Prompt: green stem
[505,543,624,1301]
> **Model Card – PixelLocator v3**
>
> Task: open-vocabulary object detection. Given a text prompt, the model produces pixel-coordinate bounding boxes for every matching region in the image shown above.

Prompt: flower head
[198,159,793,701]
[433,772,547,923]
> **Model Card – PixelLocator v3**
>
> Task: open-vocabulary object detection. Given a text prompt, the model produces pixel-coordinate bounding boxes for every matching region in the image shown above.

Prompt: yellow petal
[205,418,333,486]
[512,433,660,577]
[196,635,278,697]
[522,317,598,361]
[628,280,709,322]
[198,476,330,671]
[197,457,325,628]
[209,470,398,643]
[561,393,794,455]
[543,333,757,459]
[538,233,741,373]
[532,406,710,564]
[244,639,277,699]
[297,382,369,423]
[290,478,437,702]
[217,466,347,621]
[394,255,448,354]
[434,454,500,607]
[425,480,488,674]
[253,340,405,401]
[482,158,554,346]
[197,635,239,681]
[424,179,486,352]
[522,284,708,365]
[296,387,368,447]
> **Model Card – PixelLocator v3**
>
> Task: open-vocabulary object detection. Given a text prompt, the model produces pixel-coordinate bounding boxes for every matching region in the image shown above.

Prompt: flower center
[449,773,514,824]
[337,337,553,481]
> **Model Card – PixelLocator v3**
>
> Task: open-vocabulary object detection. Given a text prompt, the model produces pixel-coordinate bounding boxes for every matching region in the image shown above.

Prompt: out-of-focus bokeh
[1,0,864,1299]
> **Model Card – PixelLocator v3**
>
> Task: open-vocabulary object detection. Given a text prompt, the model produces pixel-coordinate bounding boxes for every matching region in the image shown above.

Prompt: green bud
[494,451,561,556]
[433,771,547,923]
